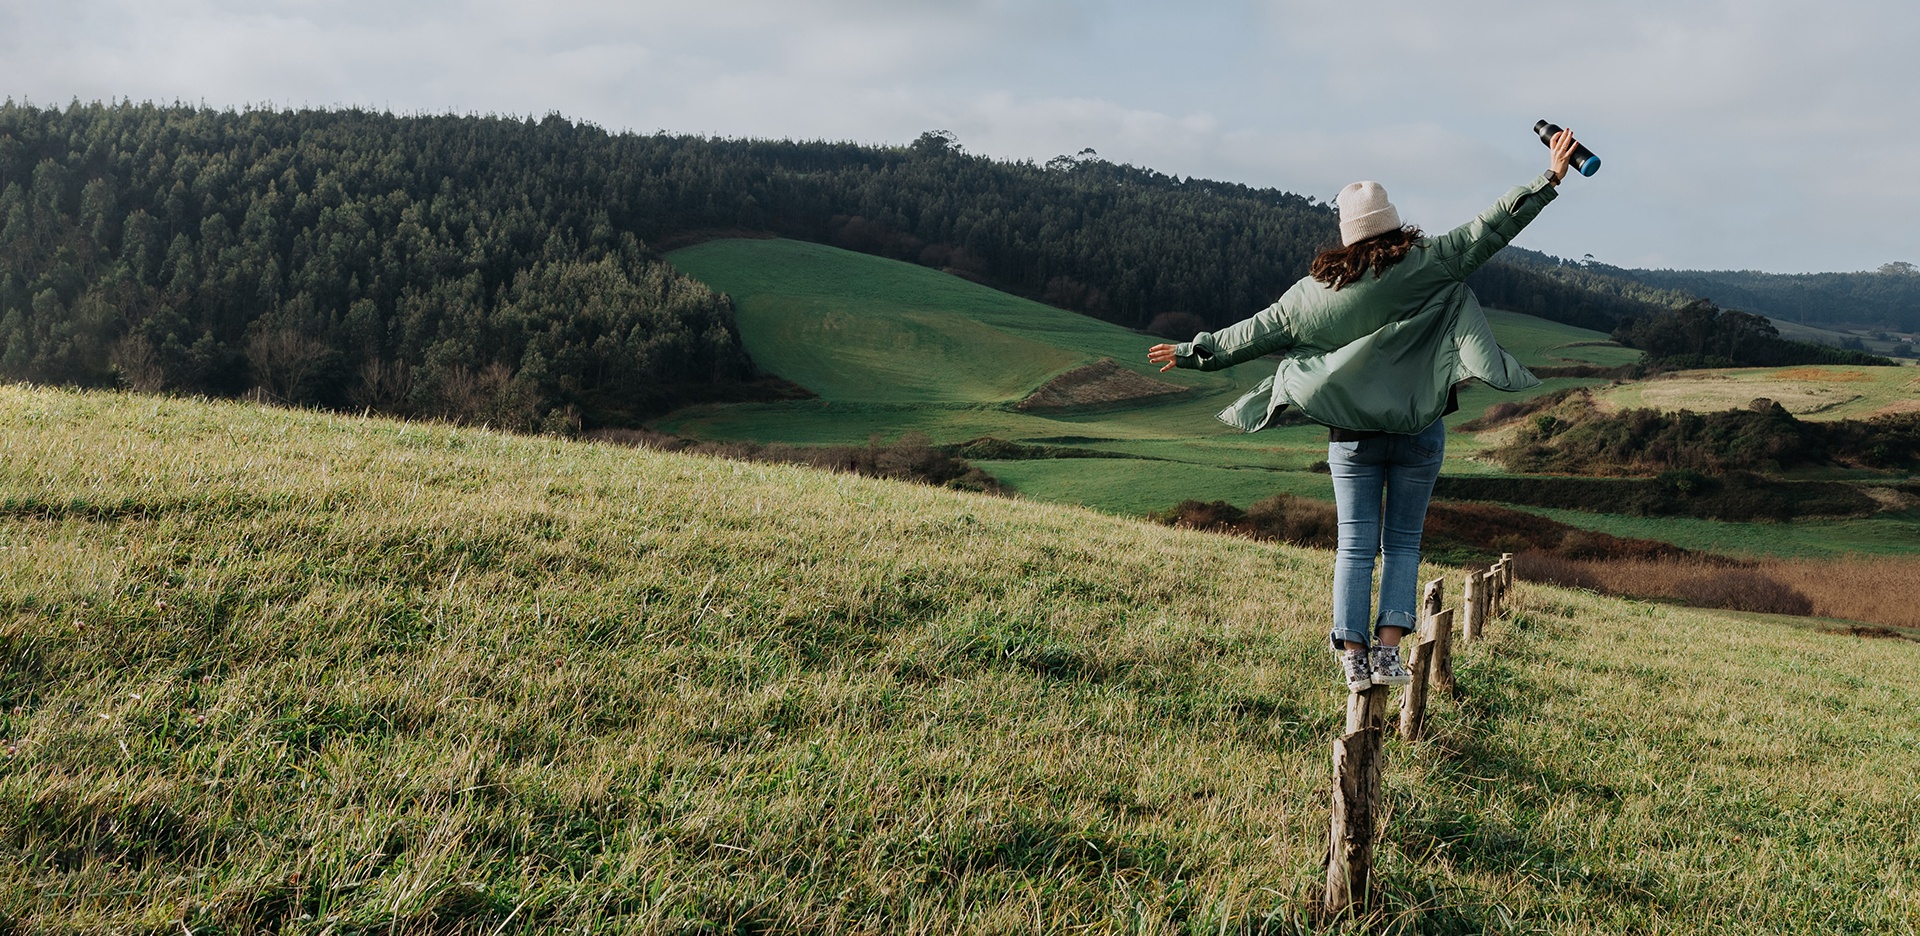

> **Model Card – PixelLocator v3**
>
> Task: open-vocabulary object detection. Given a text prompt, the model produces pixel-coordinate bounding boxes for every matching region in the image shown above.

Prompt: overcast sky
[4,0,1916,274]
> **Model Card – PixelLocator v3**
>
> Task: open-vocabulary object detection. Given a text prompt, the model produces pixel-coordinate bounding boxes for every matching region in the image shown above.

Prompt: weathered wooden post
[1327,684,1389,912]
[1462,570,1485,642]
[1501,552,1514,588]
[1398,610,1446,741]
[1486,562,1503,615]
[1423,578,1457,695]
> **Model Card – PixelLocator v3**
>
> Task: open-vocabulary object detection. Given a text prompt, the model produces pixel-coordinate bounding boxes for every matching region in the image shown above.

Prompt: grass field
[1769,317,1917,357]
[4,386,1918,934]
[659,240,1920,561]
[1596,364,1920,420]
[662,240,1625,503]
[1478,309,1643,368]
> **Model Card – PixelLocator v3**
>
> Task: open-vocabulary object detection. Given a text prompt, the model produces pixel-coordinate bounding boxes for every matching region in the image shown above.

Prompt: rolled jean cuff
[1329,626,1371,650]
[1377,609,1417,637]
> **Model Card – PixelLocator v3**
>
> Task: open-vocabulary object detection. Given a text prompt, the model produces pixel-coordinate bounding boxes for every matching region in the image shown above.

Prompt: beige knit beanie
[1335,181,1402,246]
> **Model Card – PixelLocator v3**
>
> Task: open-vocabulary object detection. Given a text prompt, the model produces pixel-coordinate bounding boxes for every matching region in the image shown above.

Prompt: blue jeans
[1327,418,1446,649]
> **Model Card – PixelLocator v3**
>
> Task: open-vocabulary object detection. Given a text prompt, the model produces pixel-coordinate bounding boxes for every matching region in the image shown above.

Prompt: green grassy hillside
[663,239,1627,514]
[4,387,1918,933]
[1595,364,1919,421]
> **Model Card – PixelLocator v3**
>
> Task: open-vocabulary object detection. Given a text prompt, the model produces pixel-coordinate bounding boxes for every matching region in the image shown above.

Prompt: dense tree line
[1611,299,1897,369]
[1601,261,1920,333]
[1466,247,1690,333]
[0,101,757,429]
[0,101,1687,427]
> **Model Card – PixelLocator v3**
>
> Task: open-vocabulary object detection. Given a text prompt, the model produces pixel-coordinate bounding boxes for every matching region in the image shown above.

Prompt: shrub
[1512,550,1606,590]
[1672,568,1814,616]
[1150,495,1336,549]
[1245,494,1338,549]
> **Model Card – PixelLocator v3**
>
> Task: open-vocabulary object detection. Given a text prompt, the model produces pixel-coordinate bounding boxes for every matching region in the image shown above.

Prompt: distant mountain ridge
[1593,262,1920,333]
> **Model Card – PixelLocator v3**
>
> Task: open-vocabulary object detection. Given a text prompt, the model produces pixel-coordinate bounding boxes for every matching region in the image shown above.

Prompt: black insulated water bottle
[1534,120,1600,177]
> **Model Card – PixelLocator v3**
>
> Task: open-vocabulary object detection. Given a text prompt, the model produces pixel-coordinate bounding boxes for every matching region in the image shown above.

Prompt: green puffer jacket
[1175,172,1557,434]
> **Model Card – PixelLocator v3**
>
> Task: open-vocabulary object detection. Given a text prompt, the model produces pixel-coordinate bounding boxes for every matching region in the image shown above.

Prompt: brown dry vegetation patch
[1424,501,1693,561]
[1757,555,1920,631]
[1870,399,1920,417]
[1772,368,1874,382]
[1016,358,1188,411]
[1515,552,1920,631]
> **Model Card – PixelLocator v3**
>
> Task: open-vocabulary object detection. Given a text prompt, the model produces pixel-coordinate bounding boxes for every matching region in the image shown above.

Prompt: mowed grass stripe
[3,386,1918,933]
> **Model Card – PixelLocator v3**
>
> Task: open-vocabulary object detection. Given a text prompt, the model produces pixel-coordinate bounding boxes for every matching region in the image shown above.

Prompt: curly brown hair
[1310,226,1423,290]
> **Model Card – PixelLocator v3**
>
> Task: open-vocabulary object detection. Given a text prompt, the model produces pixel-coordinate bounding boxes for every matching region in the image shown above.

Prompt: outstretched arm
[1430,128,1580,279]
[1147,287,1302,372]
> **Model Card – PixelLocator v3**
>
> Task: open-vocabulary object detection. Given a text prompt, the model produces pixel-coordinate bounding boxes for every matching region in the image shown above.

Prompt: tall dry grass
[1758,555,1920,630]
[1515,552,1920,631]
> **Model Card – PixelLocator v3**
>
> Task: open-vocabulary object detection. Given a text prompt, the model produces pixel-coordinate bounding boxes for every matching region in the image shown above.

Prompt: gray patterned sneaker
[1340,648,1372,692]
[1370,645,1412,686]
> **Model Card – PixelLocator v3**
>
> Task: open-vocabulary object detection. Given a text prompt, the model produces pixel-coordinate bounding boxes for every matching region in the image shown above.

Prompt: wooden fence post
[1423,579,1457,695]
[1462,570,1484,643]
[1501,552,1514,589]
[1486,563,1503,615]
[1399,610,1445,741]
[1327,684,1389,912]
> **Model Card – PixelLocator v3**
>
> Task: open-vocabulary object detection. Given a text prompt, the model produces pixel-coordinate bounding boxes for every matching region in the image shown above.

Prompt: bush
[1150,495,1336,549]
[1672,568,1814,616]
[1245,494,1338,548]
[1512,550,1606,590]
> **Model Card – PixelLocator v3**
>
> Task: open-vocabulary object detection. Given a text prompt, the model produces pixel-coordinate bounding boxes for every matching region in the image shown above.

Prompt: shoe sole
[1371,674,1412,686]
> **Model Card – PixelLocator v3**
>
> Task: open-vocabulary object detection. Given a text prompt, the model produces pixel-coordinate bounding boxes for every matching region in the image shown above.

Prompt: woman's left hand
[1147,343,1181,372]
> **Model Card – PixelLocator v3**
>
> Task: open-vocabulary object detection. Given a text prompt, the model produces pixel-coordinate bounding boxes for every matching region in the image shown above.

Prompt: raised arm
[1429,127,1579,280]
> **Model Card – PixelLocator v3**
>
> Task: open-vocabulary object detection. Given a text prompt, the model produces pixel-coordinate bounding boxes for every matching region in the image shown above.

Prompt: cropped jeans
[1327,417,1446,650]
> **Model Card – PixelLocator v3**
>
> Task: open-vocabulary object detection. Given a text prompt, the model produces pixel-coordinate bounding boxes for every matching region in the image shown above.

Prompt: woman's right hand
[1147,343,1181,372]
[1547,128,1578,184]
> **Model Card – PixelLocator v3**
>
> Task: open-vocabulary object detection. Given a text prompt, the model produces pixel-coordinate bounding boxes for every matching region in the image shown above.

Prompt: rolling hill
[662,238,1920,557]
[662,238,1631,513]
[3,385,1916,933]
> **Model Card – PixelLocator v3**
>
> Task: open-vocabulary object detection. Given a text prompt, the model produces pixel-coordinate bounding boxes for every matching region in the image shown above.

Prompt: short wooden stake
[1486,563,1503,615]
[1346,677,1391,734]
[1399,632,1438,740]
[1425,579,1457,696]
[1500,552,1514,588]
[1327,685,1388,913]
[1462,570,1485,642]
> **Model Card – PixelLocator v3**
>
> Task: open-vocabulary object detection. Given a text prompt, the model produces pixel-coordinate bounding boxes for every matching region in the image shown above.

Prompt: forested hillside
[1595,261,1920,333]
[0,101,1679,428]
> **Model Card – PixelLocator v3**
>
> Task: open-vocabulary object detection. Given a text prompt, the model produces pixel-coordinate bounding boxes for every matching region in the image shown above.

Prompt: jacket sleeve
[1430,172,1560,280]
[1170,283,1304,371]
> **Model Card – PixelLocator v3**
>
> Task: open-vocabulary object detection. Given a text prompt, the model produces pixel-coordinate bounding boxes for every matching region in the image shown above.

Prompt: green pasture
[1519,504,1920,559]
[1770,316,1917,356]
[5,386,1919,933]
[661,240,1919,559]
[1480,307,1642,367]
[1596,364,1920,421]
[663,239,1624,500]
[669,238,1225,404]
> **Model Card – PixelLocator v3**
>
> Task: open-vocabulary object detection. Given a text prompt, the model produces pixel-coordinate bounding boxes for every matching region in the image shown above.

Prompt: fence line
[1324,552,1516,915]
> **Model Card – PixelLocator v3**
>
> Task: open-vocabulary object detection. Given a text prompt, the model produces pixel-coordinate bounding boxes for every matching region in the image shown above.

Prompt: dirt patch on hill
[1772,367,1874,382]
[1016,358,1188,411]
[1870,399,1920,417]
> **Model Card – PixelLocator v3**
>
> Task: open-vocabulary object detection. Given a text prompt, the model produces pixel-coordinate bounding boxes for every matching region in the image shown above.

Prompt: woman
[1148,130,1582,692]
